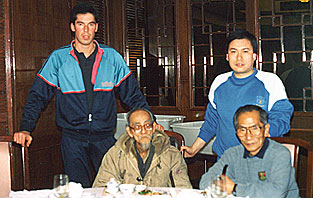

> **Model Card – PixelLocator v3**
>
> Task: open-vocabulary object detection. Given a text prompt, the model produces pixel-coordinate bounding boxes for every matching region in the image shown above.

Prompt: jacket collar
[116,130,171,157]
[243,138,269,159]
[69,40,104,85]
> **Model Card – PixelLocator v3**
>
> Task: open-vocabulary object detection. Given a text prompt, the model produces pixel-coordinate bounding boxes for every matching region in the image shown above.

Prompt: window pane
[259,0,313,112]
[125,0,176,106]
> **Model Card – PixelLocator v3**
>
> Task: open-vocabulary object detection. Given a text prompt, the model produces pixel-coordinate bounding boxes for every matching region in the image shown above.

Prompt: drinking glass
[53,174,69,198]
[210,176,227,198]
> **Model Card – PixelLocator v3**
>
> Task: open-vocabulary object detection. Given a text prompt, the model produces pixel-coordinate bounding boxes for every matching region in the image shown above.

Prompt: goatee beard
[139,142,151,151]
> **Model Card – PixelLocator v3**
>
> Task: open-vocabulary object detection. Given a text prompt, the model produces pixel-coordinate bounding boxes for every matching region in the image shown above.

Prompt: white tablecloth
[9,187,240,198]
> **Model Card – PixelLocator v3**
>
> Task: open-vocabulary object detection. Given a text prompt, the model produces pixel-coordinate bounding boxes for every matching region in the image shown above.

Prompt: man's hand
[14,131,32,147]
[180,145,196,157]
[221,175,235,195]
[180,137,206,158]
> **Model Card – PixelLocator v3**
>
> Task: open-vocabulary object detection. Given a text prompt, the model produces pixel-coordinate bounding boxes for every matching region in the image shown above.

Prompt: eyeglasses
[236,125,263,137]
[129,123,153,133]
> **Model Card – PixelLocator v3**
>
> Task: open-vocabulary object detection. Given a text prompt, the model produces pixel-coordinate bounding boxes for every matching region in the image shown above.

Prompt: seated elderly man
[93,108,192,188]
[200,105,299,198]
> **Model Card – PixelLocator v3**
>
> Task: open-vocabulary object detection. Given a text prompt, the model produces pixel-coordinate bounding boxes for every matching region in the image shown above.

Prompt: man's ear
[126,126,133,138]
[264,123,270,137]
[152,122,157,134]
[70,23,75,32]
[226,54,229,61]
[95,23,99,32]
[253,53,257,61]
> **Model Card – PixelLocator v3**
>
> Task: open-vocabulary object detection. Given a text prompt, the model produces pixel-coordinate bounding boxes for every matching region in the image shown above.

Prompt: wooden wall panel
[107,0,124,54]
[0,0,9,136]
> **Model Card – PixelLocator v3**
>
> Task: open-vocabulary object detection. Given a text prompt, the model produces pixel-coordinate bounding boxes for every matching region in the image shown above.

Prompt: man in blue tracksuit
[13,2,158,187]
[181,30,294,159]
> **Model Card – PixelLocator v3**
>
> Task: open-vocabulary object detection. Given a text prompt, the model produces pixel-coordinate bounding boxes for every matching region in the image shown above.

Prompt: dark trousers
[61,133,116,187]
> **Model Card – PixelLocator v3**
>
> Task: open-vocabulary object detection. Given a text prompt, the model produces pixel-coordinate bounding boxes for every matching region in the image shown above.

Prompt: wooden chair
[271,137,313,198]
[164,130,185,187]
[0,135,30,196]
[164,130,184,150]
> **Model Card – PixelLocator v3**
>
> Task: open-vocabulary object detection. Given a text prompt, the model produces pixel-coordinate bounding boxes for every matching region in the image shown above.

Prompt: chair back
[0,136,30,194]
[0,141,11,196]
[164,130,184,150]
[271,137,313,198]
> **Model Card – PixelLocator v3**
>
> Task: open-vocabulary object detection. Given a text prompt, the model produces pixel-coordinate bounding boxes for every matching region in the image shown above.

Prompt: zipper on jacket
[88,113,92,135]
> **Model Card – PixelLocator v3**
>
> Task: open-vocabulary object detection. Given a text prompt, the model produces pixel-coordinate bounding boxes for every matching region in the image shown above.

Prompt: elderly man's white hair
[126,108,155,125]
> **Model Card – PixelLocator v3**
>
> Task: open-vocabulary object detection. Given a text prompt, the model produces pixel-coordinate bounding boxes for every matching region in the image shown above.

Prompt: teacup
[106,178,119,194]
[119,184,135,195]
[135,185,146,192]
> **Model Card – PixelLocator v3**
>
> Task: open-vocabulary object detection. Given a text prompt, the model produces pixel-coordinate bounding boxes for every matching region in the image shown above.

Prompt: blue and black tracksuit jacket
[20,40,151,138]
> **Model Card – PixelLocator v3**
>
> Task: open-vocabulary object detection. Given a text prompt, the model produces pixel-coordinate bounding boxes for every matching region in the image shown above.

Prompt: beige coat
[92,130,192,188]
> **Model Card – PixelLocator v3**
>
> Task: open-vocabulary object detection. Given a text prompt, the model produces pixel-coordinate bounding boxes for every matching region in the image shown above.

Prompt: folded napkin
[69,182,84,198]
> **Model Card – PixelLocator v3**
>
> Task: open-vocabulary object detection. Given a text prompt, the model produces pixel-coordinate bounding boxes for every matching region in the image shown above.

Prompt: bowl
[119,184,135,195]
[135,185,146,192]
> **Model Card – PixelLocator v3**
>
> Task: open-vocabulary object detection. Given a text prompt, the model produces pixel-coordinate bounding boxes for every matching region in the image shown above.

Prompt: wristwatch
[232,184,237,196]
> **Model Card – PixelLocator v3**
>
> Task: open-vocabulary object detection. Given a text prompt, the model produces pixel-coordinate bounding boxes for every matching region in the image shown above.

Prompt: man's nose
[141,126,148,134]
[237,52,242,60]
[83,25,88,32]
[245,130,253,139]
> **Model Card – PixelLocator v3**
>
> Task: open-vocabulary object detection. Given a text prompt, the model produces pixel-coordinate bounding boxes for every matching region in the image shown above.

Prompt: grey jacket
[200,139,299,198]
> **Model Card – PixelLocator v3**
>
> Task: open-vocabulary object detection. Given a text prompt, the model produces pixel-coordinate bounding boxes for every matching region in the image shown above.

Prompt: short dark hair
[126,108,155,125]
[70,2,98,24]
[233,105,268,129]
[226,30,258,54]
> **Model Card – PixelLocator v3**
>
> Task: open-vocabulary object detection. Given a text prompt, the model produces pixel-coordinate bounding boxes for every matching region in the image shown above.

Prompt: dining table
[9,186,241,198]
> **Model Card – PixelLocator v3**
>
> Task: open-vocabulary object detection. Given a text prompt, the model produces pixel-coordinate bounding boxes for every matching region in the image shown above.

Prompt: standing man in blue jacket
[13,2,159,187]
[181,30,294,159]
